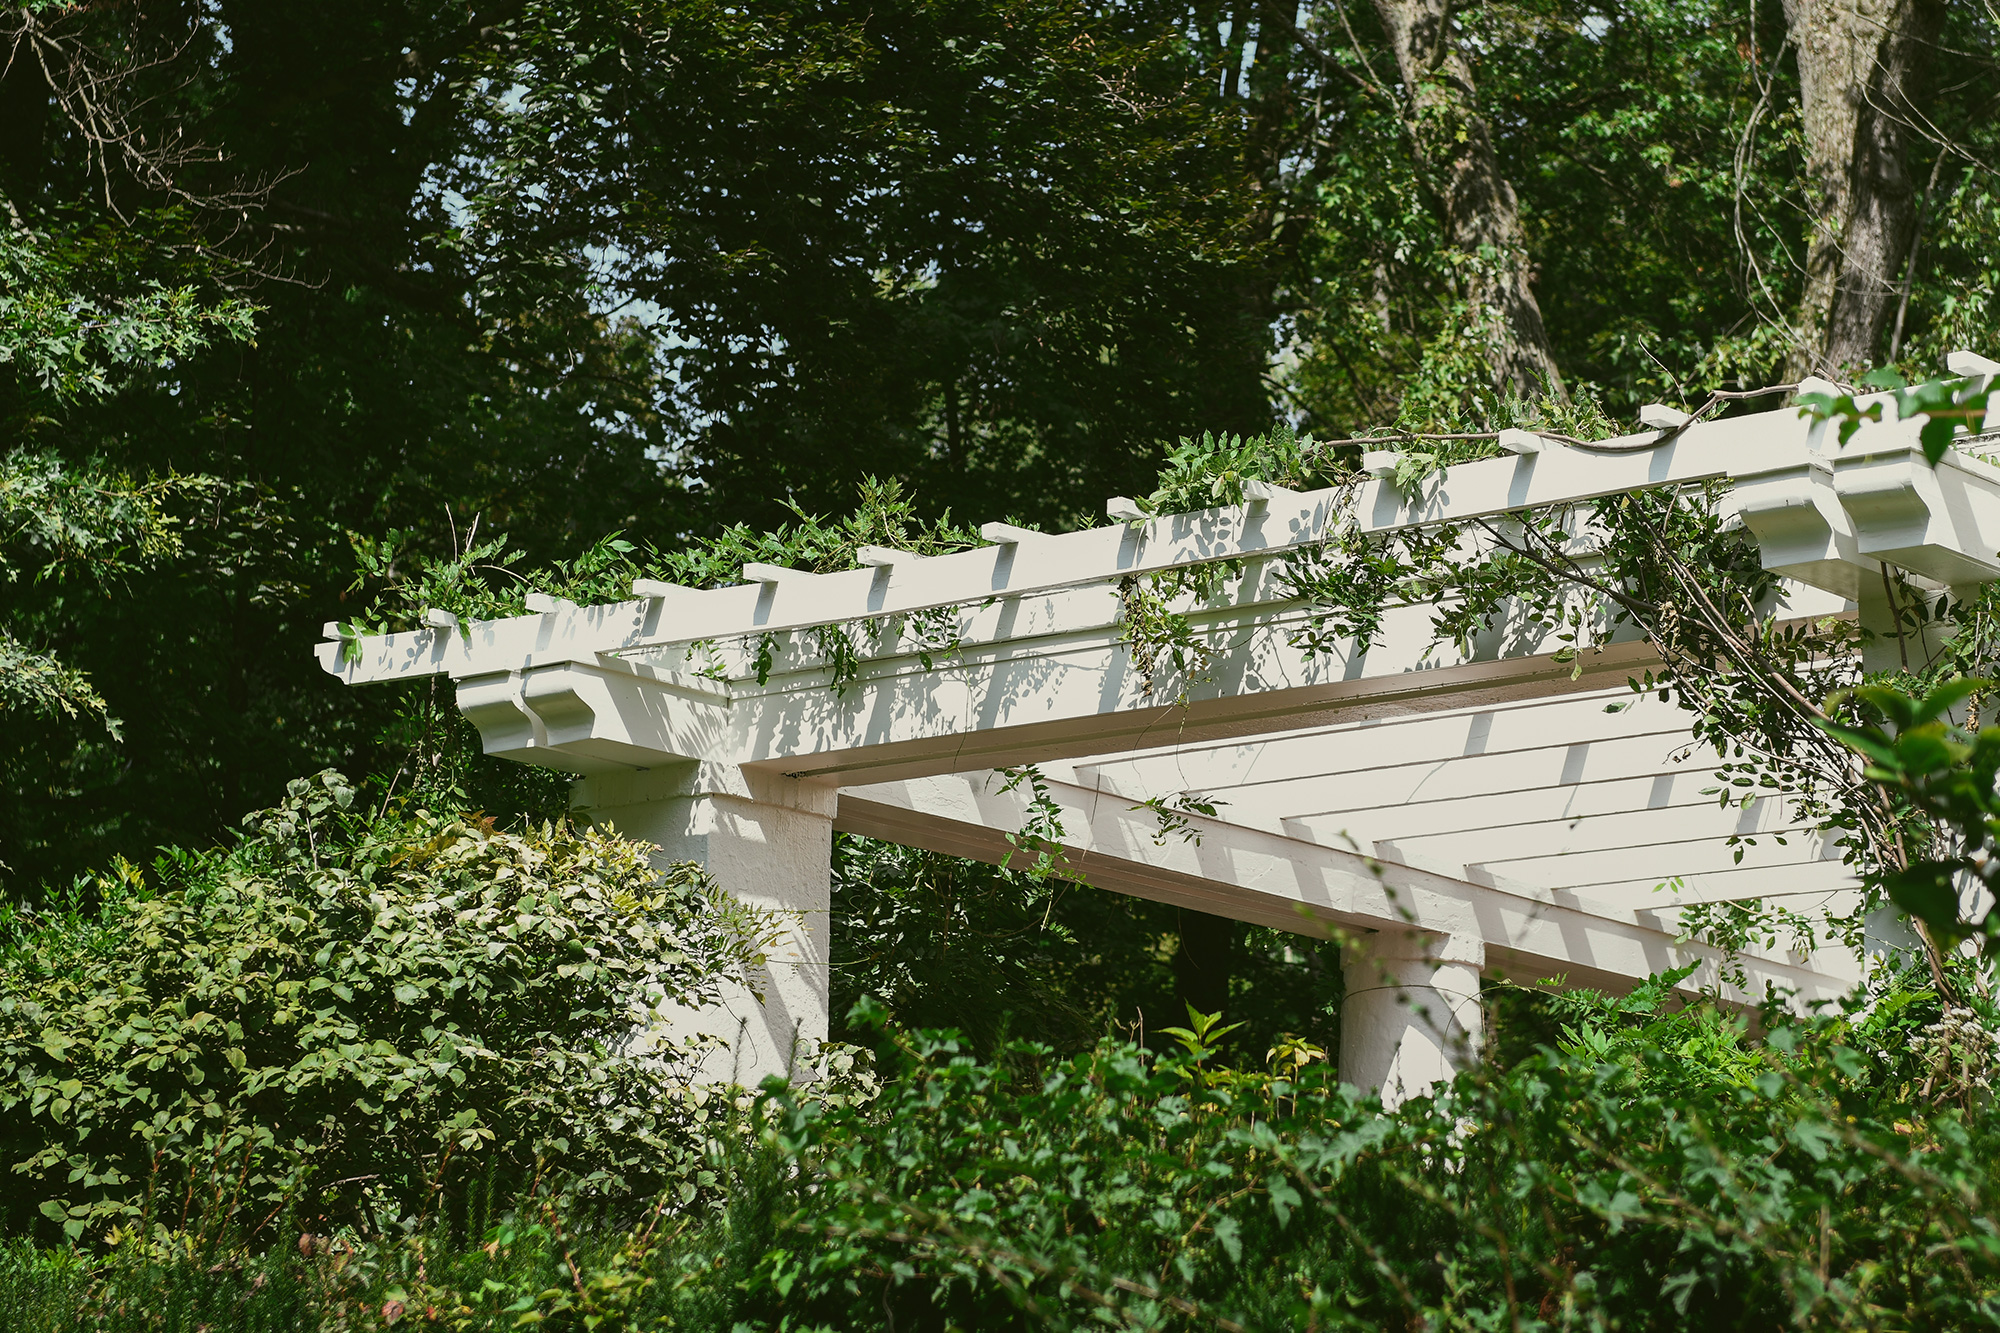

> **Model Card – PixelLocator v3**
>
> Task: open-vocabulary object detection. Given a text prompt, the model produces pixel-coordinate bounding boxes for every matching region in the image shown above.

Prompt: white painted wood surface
[307,381,2000,1085]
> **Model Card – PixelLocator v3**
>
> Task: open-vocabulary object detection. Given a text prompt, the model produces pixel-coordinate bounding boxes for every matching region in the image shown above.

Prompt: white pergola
[319,356,2000,1101]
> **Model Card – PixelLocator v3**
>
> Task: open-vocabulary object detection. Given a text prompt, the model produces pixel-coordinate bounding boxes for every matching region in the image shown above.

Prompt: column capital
[574,762,838,818]
[1342,925,1485,970]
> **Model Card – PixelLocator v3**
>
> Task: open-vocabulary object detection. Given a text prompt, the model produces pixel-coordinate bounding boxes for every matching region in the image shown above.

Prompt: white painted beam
[1585,859,1860,906]
[835,772,1859,1005]
[1469,830,1844,892]
[463,578,1669,778]
[1356,797,1814,873]
[1269,771,1722,844]
[316,380,1984,692]
[1121,730,1706,827]
[1071,687,1695,798]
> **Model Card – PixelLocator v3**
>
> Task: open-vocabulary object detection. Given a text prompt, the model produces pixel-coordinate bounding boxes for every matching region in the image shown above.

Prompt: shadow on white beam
[836,771,1859,1008]
[318,375,1994,694]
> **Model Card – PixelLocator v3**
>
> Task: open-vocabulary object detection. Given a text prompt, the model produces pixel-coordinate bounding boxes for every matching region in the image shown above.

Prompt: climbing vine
[340,373,2000,987]
[1133,791,1228,847]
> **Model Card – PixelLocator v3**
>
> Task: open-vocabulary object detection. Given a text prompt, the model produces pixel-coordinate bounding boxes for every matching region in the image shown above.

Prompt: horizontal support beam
[1470,829,1844,892]
[1118,728,1707,827]
[1355,796,1817,876]
[1070,686,1696,799]
[1053,683,1853,909]
[831,772,1859,1005]
[318,385,1976,690]
[452,579,1676,778]
[1586,859,1860,907]
[1263,771,1720,848]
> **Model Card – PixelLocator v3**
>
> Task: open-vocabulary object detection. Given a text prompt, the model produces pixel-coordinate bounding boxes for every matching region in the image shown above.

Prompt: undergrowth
[3,967,1996,1332]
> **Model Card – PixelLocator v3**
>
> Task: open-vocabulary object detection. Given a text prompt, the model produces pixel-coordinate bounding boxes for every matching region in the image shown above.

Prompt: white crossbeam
[451,575,1677,780]
[1052,686,1854,910]
[1069,688,1695,798]
[833,771,1858,1006]
[1348,798,1814,874]
[1094,729,1703,823]
[321,387,1985,690]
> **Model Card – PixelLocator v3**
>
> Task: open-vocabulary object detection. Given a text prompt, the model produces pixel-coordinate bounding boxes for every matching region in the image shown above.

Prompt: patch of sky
[1264,312,1313,432]
[201,0,232,54]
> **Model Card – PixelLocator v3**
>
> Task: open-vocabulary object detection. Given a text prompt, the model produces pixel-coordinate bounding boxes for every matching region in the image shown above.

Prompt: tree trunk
[1370,0,1564,399]
[0,11,53,207]
[1173,908,1238,1022]
[1781,0,1946,379]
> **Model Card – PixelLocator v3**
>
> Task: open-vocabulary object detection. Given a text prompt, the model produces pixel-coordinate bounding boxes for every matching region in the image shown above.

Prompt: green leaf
[1267,1174,1302,1228]
[1880,865,1962,936]
[1213,1213,1243,1263]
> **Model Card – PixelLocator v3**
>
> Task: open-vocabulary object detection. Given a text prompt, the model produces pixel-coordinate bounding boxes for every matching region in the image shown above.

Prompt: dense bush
[669,985,2000,1331]
[3,972,1996,1329]
[0,772,774,1244]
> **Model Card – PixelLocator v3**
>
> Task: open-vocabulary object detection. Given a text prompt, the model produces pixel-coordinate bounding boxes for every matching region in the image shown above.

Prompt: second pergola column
[1339,928,1485,1106]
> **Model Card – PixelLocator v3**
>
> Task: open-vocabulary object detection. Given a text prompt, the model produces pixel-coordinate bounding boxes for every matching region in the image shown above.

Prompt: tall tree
[1367,0,1565,397]
[1,0,671,891]
[454,0,1276,533]
[1782,0,1948,378]
[0,1,1283,891]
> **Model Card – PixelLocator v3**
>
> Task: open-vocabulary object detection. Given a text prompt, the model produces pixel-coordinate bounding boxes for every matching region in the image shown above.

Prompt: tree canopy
[3,0,1999,1012]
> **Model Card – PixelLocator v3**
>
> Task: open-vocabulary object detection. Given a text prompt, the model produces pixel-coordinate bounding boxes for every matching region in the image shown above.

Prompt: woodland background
[5,0,2000,1069]
[9,5,2000,1328]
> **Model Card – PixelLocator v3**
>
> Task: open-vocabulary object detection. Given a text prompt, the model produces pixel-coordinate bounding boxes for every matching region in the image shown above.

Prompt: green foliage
[830,836,1110,1058]
[338,478,985,639]
[1820,678,2000,953]
[1542,965,1769,1097]
[829,835,1341,1064]
[1113,572,1221,704]
[448,0,1274,533]
[0,450,197,576]
[0,222,257,412]
[142,984,1979,1332]
[1139,425,1342,517]
[0,450,222,734]
[0,1238,88,1333]
[0,629,109,732]
[5,0,1999,901]
[1133,791,1226,847]
[1797,368,1998,467]
[698,992,2000,1330]
[3,977,1996,1330]
[1675,895,1821,990]
[991,766,1082,894]
[0,771,776,1243]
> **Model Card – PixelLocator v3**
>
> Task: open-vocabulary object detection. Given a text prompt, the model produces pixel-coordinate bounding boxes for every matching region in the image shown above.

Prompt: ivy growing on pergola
[320,356,2000,1102]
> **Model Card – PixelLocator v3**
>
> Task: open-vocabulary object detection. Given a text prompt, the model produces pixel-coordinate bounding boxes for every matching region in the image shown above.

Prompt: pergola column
[576,763,833,1087]
[1339,928,1485,1107]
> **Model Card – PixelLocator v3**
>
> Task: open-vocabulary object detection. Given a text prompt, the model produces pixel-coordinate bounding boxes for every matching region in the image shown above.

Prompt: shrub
[3,979,1996,1329]
[0,771,775,1243]
[508,986,2000,1331]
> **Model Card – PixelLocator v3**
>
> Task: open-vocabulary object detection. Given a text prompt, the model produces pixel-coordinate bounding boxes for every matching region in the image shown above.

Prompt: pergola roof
[317,360,2000,1008]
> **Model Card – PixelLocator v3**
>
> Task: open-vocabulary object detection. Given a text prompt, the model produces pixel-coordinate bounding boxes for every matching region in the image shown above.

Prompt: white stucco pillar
[1856,572,1967,974]
[575,762,833,1088]
[1339,928,1484,1107]
[1857,572,1911,675]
